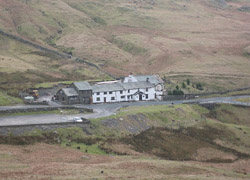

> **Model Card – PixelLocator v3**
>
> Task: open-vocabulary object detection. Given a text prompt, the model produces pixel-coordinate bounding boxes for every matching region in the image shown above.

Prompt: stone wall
[0,121,91,136]
[0,106,93,115]
[163,86,250,101]
[0,29,116,79]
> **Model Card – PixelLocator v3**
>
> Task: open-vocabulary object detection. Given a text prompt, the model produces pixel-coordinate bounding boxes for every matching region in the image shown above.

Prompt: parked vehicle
[28,90,39,100]
[73,117,82,122]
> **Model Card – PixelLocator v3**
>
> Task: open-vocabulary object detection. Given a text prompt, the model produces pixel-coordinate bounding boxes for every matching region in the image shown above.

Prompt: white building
[124,75,164,100]
[92,75,164,104]
[55,74,165,104]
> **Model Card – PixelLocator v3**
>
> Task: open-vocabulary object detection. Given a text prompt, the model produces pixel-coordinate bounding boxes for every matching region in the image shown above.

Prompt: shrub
[92,16,107,25]
[172,89,184,95]
[182,82,186,88]
[196,83,203,90]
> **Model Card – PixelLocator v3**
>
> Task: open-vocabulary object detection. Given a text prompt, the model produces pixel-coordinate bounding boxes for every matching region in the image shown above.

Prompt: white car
[73,117,83,122]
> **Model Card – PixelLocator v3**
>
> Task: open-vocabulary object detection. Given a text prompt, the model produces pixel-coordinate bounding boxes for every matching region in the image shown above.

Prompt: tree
[172,89,184,95]
[162,76,167,82]
[178,90,184,95]
[196,83,203,90]
[186,79,190,85]
[173,90,178,95]
[182,82,186,88]
[168,90,172,95]
[176,85,179,90]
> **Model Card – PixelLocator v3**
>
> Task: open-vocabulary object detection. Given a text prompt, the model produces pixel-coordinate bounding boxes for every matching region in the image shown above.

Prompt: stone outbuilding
[56,88,78,105]
[70,82,93,104]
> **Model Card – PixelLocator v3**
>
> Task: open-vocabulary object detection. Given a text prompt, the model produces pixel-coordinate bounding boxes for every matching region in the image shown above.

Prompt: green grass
[62,142,106,155]
[90,104,209,137]
[212,104,250,126]
[200,118,250,155]
[0,91,23,106]
[201,89,250,99]
[34,81,74,88]
[112,37,147,56]
[165,79,207,94]
[44,127,107,155]
[26,127,107,155]
[34,77,114,89]
[107,104,207,120]
[235,97,250,103]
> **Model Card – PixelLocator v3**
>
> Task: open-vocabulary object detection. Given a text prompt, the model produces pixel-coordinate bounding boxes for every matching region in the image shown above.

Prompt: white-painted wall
[123,75,138,83]
[155,84,164,100]
[92,87,156,104]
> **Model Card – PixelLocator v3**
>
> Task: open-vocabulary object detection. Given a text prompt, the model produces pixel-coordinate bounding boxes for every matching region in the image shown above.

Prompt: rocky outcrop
[244,45,250,56]
[210,0,227,9]
[238,6,250,13]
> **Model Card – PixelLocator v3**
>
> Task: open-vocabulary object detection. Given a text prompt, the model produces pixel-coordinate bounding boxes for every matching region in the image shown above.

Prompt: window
[128,90,130,93]
[96,97,100,101]
[104,92,107,95]
[127,95,130,99]
[146,94,148,99]
[111,97,115,100]
[121,96,125,99]
[96,92,100,95]
[146,88,148,92]
[120,90,123,94]
[109,91,112,94]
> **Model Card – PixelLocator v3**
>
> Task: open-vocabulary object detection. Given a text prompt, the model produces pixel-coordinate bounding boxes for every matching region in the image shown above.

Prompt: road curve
[0,95,250,126]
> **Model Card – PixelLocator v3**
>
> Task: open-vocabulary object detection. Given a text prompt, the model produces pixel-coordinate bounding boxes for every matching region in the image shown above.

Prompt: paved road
[0,95,250,126]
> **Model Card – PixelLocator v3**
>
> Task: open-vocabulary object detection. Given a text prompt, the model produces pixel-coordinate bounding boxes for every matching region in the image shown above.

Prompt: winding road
[0,95,250,126]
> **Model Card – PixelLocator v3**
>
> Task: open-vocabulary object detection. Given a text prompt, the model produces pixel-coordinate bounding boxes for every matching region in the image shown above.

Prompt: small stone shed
[56,88,79,105]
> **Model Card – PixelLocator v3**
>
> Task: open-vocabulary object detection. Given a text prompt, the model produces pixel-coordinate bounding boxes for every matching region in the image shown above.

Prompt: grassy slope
[10,103,250,160]
[0,33,108,103]
[1,104,250,179]
[96,104,250,158]
[0,0,250,92]
[0,91,22,106]
[1,143,249,180]
[90,104,208,137]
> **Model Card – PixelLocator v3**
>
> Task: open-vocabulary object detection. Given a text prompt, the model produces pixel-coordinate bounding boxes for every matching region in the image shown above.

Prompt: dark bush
[196,83,203,90]
[182,82,186,88]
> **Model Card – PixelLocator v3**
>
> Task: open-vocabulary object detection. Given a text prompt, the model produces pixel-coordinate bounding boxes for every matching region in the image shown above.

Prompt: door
[104,97,107,103]
[139,94,143,101]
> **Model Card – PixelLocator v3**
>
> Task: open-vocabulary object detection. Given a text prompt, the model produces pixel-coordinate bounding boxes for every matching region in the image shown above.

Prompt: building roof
[92,81,154,93]
[121,81,153,90]
[134,75,164,85]
[73,81,92,91]
[92,82,124,93]
[62,88,78,97]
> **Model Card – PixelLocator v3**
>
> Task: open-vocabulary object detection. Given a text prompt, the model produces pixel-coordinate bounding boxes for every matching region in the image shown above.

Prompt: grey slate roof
[134,75,163,85]
[92,83,124,93]
[62,88,78,97]
[73,81,92,91]
[92,81,154,93]
[121,81,153,90]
